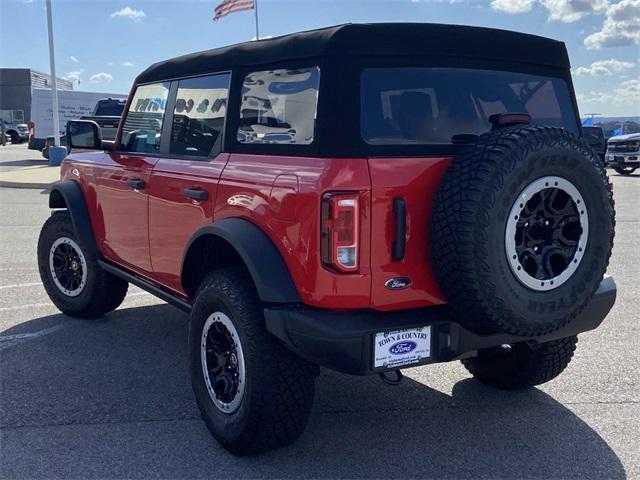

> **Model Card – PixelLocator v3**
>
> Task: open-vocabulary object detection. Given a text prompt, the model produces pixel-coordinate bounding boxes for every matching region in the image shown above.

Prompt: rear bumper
[265,276,616,375]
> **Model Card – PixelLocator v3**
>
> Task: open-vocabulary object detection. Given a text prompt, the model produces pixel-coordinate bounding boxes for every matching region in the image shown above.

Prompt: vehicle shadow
[0,304,626,479]
[0,159,46,167]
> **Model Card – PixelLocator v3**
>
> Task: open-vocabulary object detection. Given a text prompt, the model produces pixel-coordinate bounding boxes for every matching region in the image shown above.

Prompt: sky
[1,0,638,117]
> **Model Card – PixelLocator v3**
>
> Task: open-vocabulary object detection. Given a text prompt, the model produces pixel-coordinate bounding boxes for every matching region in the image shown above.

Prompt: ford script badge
[389,341,417,355]
[384,277,412,290]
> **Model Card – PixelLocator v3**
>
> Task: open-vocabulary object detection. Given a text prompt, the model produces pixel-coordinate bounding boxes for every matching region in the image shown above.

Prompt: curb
[0,180,53,190]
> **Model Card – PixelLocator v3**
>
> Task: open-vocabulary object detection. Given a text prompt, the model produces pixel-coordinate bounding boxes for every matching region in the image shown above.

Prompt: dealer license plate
[373,326,431,369]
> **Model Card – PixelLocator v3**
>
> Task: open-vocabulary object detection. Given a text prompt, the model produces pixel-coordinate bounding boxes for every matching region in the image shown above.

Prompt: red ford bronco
[38,23,616,455]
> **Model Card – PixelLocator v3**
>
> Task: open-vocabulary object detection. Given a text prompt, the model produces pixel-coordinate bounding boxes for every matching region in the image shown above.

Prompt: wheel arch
[181,218,301,304]
[48,180,99,255]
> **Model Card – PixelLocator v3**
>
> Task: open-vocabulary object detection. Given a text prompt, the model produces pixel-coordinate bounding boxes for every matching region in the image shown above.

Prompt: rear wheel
[614,166,636,175]
[462,336,578,390]
[189,268,317,455]
[37,211,128,318]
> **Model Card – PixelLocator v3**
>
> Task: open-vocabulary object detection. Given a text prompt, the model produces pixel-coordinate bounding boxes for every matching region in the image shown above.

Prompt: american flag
[213,0,255,21]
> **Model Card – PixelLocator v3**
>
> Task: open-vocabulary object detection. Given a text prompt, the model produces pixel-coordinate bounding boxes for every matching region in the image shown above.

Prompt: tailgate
[367,157,451,310]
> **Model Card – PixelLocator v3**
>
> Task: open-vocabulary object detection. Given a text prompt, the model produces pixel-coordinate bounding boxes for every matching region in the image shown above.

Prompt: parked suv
[38,24,616,455]
[606,132,640,175]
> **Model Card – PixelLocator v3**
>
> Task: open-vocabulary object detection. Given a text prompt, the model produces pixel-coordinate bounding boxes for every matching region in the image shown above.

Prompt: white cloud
[63,69,84,82]
[110,6,145,21]
[89,72,113,83]
[491,0,535,13]
[615,79,640,101]
[70,55,79,63]
[541,0,608,22]
[576,79,640,115]
[585,0,640,48]
[574,59,636,76]
[121,61,135,67]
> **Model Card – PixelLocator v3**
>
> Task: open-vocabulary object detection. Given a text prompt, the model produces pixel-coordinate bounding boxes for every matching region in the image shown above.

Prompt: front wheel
[189,268,317,455]
[614,166,636,175]
[462,336,578,390]
[37,211,128,318]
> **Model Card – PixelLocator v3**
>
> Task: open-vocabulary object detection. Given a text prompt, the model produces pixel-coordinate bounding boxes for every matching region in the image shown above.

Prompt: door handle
[183,188,209,201]
[126,178,145,190]
[392,197,406,261]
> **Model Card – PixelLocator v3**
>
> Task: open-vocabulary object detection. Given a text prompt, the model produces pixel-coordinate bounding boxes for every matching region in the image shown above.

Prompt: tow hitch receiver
[379,369,404,386]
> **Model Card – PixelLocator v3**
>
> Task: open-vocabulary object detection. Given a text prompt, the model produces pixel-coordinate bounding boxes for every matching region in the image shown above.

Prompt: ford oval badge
[389,341,417,355]
[385,277,412,290]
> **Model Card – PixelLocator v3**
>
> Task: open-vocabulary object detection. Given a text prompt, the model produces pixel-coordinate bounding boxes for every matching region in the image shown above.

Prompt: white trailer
[29,88,127,150]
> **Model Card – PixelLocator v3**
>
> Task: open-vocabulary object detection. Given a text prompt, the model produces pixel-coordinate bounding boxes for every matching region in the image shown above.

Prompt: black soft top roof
[136,23,570,84]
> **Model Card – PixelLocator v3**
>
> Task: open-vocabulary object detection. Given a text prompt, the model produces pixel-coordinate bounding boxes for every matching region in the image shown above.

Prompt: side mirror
[66,120,102,150]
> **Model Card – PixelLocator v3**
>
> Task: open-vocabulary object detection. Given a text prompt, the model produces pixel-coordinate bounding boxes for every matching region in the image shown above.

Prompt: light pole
[46,0,60,147]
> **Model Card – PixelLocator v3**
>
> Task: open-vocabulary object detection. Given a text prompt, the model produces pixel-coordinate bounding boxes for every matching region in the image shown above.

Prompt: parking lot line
[0,282,43,289]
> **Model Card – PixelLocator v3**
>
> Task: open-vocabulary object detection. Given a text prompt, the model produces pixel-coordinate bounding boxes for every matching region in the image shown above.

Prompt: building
[0,68,73,125]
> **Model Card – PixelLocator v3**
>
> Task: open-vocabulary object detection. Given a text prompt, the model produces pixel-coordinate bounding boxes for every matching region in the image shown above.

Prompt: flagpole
[46,0,60,147]
[254,0,259,40]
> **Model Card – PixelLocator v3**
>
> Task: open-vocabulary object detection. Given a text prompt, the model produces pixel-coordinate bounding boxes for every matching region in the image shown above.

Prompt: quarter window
[120,82,170,153]
[237,67,320,145]
[169,73,230,157]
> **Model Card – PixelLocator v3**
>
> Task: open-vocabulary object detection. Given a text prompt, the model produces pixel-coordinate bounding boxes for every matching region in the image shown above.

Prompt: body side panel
[215,154,372,309]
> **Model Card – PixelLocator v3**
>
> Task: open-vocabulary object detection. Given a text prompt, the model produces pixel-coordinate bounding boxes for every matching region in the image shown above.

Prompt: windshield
[362,68,578,145]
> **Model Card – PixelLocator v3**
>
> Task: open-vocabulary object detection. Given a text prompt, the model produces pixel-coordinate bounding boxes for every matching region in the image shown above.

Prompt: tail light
[29,122,35,141]
[321,192,359,272]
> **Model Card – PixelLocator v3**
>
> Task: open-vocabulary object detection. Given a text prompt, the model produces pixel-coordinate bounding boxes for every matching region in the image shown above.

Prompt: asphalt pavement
[0,164,638,479]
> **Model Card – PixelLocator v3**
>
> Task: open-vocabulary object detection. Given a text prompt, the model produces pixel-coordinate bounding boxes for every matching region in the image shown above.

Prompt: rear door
[94,81,170,275]
[148,73,231,294]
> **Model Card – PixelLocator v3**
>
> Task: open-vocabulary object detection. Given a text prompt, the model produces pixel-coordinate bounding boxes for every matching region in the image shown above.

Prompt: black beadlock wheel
[462,336,578,390]
[37,211,128,318]
[189,268,318,455]
[430,126,615,337]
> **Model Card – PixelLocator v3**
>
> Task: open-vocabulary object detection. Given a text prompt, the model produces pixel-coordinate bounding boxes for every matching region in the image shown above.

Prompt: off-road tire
[614,166,636,176]
[462,336,578,390]
[430,126,615,337]
[37,211,128,318]
[189,268,318,455]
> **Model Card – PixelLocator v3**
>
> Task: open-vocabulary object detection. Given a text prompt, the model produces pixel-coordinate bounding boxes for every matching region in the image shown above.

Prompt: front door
[94,81,171,275]
[94,153,157,274]
[147,73,231,294]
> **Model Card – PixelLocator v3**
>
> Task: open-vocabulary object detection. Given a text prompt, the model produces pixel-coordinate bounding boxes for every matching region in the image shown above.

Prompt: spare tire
[430,125,615,337]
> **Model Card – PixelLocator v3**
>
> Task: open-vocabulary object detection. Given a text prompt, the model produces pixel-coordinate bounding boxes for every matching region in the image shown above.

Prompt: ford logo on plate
[385,277,412,290]
[389,341,417,355]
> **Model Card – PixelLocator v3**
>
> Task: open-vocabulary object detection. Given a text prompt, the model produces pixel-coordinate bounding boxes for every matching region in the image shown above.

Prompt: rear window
[237,67,320,145]
[583,127,604,144]
[362,68,578,146]
[94,101,125,117]
[170,73,230,157]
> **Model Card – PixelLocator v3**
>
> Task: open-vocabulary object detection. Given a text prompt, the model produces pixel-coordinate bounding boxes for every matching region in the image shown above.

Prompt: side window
[169,73,230,157]
[120,82,170,153]
[237,67,320,145]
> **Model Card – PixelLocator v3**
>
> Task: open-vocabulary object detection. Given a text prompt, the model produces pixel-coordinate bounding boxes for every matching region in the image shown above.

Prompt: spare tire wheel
[430,125,615,337]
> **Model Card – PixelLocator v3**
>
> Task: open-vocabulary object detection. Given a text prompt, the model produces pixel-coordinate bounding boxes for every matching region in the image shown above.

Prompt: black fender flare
[48,180,99,255]
[181,218,301,304]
